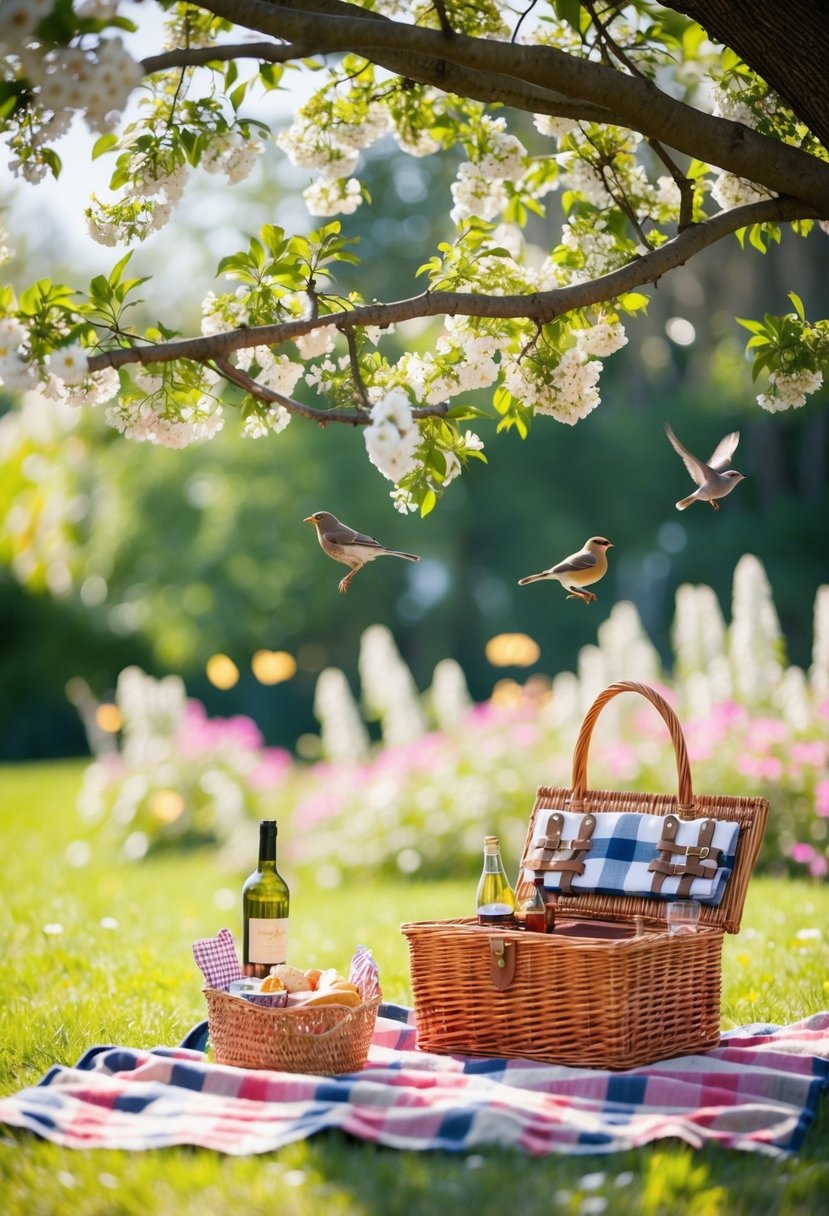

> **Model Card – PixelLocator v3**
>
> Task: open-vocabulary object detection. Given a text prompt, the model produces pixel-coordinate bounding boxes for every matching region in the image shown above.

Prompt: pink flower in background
[710,701,748,731]
[509,723,542,748]
[598,741,639,780]
[809,854,828,878]
[745,717,788,749]
[736,753,784,781]
[249,747,292,789]
[790,842,816,864]
[790,741,827,768]
[815,779,829,818]
[176,700,264,755]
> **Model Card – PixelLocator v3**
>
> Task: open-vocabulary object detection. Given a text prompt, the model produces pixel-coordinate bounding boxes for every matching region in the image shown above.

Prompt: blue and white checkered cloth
[523,811,740,905]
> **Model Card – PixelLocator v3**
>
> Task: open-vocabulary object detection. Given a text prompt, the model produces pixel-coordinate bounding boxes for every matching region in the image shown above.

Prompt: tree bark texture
[672,0,829,151]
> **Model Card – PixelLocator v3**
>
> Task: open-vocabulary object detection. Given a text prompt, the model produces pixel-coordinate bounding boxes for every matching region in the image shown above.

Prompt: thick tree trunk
[673,1,829,150]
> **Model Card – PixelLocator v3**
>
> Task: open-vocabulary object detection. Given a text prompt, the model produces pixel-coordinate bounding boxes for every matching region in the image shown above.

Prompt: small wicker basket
[204,988,382,1074]
[402,681,769,1070]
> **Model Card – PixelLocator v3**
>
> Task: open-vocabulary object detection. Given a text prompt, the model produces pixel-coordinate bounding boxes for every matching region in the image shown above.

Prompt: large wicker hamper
[402,681,769,1070]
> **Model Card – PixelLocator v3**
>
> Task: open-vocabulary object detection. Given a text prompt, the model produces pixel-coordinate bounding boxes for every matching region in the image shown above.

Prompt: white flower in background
[303,177,362,217]
[49,344,89,386]
[313,667,371,761]
[757,368,823,412]
[0,316,28,357]
[0,0,53,45]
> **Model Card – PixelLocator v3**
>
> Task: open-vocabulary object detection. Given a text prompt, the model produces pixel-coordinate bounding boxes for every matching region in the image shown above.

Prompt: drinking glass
[667,900,701,935]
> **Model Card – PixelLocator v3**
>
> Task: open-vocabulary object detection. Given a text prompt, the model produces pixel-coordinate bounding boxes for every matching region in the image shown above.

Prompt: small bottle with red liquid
[520,875,550,933]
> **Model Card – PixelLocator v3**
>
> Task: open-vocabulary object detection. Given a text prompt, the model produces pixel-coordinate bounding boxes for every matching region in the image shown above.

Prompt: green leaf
[229,82,248,113]
[788,291,806,321]
[554,0,582,31]
[736,316,767,335]
[92,133,119,161]
[420,488,437,517]
[618,291,650,314]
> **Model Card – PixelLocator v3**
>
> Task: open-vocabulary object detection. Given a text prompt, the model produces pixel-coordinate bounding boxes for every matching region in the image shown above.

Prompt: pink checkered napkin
[192,928,241,991]
[348,945,381,1002]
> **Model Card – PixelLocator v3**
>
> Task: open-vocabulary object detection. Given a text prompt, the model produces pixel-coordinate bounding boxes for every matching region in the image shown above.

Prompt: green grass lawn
[1,761,827,1216]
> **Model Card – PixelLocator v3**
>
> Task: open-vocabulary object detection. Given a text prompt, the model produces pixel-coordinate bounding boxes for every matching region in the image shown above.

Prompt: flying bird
[664,422,745,511]
[303,511,420,593]
[518,537,613,605]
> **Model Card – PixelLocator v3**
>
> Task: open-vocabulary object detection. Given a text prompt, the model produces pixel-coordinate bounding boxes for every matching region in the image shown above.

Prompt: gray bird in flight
[664,423,745,511]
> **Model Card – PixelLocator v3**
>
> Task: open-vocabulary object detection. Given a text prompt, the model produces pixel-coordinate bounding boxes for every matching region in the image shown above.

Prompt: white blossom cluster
[105,397,225,448]
[403,334,499,405]
[294,326,335,359]
[277,103,390,218]
[502,341,606,425]
[201,290,249,337]
[0,318,97,398]
[542,220,624,285]
[0,0,142,183]
[573,320,628,357]
[757,368,824,412]
[363,387,421,482]
[0,318,38,394]
[234,346,302,437]
[202,131,263,185]
[450,117,527,224]
[711,172,771,210]
[533,113,578,143]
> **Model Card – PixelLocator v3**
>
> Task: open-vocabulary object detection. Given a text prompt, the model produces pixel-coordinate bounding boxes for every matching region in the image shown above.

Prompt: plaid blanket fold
[0,1006,825,1158]
[525,811,740,904]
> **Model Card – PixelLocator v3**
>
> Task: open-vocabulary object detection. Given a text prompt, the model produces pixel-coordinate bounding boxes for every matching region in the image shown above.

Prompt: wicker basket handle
[570,681,696,818]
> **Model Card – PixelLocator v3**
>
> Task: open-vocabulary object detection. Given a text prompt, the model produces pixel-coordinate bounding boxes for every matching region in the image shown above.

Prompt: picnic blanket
[0,1006,826,1158]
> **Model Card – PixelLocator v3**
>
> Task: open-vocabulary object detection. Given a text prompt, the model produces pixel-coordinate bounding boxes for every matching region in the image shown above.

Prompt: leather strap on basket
[648,815,722,895]
[489,938,516,990]
[570,681,696,820]
[529,811,596,893]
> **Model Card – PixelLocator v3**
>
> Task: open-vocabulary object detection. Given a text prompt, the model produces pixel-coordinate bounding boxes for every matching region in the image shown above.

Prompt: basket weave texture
[204,988,381,1074]
[402,681,769,1070]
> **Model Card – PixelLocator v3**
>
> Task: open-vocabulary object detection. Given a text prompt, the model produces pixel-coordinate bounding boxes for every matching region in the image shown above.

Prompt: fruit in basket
[304,968,322,990]
[302,987,362,1008]
[269,963,312,992]
[260,973,286,993]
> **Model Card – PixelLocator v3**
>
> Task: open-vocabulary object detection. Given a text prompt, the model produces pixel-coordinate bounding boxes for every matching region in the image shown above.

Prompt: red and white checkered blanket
[0,1007,826,1158]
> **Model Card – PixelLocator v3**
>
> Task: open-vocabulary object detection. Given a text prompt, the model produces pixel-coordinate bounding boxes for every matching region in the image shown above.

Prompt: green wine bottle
[242,819,290,978]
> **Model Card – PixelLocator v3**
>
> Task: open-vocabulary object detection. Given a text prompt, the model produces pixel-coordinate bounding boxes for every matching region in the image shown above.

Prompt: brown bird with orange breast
[517,536,614,604]
[303,511,421,593]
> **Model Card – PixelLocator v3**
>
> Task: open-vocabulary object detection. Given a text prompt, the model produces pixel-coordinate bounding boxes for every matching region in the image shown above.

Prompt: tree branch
[213,357,448,424]
[87,196,814,376]
[194,0,829,212]
[141,38,621,126]
[142,41,304,74]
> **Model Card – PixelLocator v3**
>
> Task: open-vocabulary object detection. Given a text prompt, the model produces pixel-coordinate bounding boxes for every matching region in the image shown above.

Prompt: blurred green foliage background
[1,134,827,760]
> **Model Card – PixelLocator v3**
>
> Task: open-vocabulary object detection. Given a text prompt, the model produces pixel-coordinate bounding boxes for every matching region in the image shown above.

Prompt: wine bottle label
[248,917,289,964]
